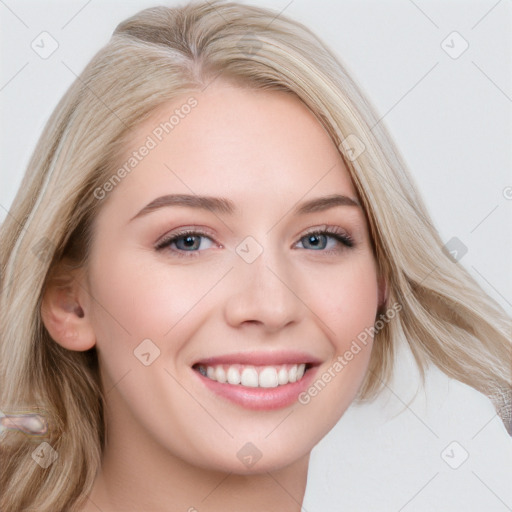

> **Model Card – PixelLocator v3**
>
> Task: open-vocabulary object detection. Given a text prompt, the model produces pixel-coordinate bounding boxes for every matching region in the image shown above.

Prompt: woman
[1,2,510,511]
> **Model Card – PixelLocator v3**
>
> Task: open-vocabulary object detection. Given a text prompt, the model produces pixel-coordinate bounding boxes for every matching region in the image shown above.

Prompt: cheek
[85,247,228,361]
[305,254,379,345]
[296,256,379,418]
[88,244,378,358]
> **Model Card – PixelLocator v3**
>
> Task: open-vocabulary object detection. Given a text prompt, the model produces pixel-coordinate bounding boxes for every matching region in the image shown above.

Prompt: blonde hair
[1,2,510,510]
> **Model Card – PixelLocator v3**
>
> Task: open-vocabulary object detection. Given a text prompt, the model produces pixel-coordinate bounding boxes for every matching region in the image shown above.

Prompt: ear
[40,261,96,351]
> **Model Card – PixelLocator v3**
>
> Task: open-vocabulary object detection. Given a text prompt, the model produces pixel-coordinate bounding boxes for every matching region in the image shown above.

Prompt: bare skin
[42,81,382,511]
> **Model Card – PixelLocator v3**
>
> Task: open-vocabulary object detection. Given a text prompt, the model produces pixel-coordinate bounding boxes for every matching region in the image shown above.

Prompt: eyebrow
[129,193,360,221]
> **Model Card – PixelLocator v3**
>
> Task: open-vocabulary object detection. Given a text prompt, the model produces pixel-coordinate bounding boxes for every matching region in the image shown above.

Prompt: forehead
[101,82,357,218]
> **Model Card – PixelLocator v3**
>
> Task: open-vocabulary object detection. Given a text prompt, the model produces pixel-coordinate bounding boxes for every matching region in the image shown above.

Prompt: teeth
[241,367,259,387]
[259,367,278,388]
[215,366,227,383]
[277,367,288,385]
[227,366,241,385]
[196,363,308,387]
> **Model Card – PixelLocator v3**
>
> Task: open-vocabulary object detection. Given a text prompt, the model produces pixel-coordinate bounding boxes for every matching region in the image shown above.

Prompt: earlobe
[40,267,96,352]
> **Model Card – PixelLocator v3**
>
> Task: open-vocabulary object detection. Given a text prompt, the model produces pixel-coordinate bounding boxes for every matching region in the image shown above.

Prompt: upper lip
[192,350,323,367]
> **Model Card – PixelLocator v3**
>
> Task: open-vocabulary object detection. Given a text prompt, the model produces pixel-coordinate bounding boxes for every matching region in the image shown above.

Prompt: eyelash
[155,226,354,259]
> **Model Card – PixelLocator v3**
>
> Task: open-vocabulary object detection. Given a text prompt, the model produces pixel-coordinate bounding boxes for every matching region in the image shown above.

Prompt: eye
[155,229,215,257]
[296,227,354,252]
[155,225,354,258]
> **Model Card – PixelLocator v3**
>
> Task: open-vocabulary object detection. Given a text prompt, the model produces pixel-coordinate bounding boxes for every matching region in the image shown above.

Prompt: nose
[223,247,305,333]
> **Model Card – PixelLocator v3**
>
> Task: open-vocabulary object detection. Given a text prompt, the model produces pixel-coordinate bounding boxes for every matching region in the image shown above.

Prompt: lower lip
[193,366,319,410]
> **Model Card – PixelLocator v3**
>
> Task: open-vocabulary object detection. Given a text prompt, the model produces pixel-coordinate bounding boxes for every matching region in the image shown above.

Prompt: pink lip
[192,350,322,367]
[195,370,318,410]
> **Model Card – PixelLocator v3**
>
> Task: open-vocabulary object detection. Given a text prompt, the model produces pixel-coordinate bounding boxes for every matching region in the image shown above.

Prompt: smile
[193,363,309,388]
[191,351,321,410]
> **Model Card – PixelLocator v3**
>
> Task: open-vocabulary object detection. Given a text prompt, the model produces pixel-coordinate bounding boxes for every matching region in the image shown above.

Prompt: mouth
[192,362,313,388]
[191,352,321,410]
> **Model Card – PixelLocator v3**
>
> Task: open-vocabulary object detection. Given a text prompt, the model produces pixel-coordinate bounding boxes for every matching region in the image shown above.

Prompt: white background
[1,1,511,510]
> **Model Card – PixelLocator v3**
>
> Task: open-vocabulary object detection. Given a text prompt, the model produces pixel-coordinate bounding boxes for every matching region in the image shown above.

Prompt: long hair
[1,2,510,510]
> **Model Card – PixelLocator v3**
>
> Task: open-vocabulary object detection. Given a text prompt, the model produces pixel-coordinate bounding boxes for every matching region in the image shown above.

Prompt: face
[82,82,380,474]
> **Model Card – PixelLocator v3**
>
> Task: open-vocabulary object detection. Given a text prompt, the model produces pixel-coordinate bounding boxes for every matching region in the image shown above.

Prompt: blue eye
[156,230,214,256]
[297,229,354,252]
[155,226,354,258]
[300,233,332,250]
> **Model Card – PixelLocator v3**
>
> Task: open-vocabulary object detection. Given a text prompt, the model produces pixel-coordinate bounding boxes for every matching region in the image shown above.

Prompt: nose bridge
[223,238,303,330]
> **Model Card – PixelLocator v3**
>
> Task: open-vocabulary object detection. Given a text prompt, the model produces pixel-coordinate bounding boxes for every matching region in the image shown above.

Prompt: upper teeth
[196,364,307,388]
